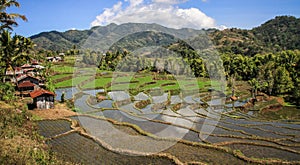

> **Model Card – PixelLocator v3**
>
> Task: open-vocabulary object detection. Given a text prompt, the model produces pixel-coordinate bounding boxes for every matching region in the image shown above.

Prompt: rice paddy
[43,67,300,164]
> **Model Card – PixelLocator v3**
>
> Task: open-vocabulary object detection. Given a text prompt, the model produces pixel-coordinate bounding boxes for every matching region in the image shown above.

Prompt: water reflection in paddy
[82,89,105,96]
[108,91,130,101]
[134,92,149,101]
[152,93,168,103]
[55,87,78,101]
[94,100,113,109]
[91,110,201,142]
[74,95,98,113]
[170,95,181,104]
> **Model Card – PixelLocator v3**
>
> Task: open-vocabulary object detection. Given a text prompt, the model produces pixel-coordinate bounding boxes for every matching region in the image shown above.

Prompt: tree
[45,77,55,92]
[0,0,27,31]
[292,78,300,105]
[248,78,258,99]
[0,30,34,83]
[273,66,294,95]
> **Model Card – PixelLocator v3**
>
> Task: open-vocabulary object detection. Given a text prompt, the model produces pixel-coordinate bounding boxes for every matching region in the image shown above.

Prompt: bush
[0,82,15,102]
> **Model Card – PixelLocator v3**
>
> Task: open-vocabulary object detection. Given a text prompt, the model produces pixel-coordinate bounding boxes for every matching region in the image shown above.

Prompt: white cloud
[92,1,123,26]
[152,0,188,5]
[91,0,218,29]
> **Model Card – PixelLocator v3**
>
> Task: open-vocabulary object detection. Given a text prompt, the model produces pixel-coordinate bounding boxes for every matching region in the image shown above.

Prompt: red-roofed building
[18,81,36,91]
[17,81,37,97]
[30,89,55,109]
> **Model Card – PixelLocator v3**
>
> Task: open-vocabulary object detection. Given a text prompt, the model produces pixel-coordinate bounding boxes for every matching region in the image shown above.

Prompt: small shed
[30,89,55,109]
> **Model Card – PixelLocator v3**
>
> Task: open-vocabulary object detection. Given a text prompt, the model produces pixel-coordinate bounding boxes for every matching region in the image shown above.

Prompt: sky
[7,0,300,37]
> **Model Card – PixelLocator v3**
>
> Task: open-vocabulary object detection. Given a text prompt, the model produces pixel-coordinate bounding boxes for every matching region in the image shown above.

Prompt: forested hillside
[30,23,203,51]
[31,16,300,55]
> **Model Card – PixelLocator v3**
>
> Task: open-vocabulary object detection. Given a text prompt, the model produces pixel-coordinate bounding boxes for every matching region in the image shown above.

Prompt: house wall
[34,94,54,109]
[19,86,34,92]
[36,101,54,109]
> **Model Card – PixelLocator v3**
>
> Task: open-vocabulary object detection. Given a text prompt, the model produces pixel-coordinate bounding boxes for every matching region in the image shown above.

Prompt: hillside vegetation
[31,16,300,56]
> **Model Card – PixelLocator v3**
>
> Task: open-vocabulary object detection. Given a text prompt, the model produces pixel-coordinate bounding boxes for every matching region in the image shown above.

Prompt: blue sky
[8,0,300,37]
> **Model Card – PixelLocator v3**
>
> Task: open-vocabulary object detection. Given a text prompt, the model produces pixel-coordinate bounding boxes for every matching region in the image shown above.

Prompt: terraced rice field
[37,112,300,164]
[46,69,300,164]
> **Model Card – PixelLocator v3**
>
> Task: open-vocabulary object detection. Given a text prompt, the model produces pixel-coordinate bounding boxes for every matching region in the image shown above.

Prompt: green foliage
[109,31,179,52]
[45,77,55,92]
[292,78,300,105]
[273,66,294,94]
[0,82,14,101]
[0,0,27,31]
[0,30,34,79]
[253,16,300,51]
[82,50,102,65]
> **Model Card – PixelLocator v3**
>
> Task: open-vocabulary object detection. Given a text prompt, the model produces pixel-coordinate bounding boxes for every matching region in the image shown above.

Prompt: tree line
[79,41,300,105]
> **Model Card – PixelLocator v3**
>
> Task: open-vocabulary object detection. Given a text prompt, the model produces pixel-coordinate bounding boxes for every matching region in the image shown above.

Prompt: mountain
[108,31,182,52]
[30,23,204,52]
[252,16,300,50]
[210,16,300,56]
[31,16,300,55]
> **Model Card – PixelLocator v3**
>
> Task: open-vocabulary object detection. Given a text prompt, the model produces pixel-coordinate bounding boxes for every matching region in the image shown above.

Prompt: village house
[4,61,55,109]
[30,89,55,109]
[46,56,63,62]
[17,81,36,96]
[16,74,39,85]
[21,63,35,73]
[5,61,45,82]
[4,67,23,82]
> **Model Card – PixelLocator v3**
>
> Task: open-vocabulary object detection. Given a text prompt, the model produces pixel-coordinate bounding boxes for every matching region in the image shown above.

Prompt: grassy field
[51,74,72,80]
[82,77,113,89]
[52,65,75,73]
[51,56,221,94]
[55,76,91,88]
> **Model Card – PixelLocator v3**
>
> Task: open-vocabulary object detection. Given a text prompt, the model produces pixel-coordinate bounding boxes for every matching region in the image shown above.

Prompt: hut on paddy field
[30,89,55,109]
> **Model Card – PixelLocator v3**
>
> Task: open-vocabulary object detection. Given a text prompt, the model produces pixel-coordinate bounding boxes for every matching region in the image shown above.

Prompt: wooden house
[17,81,36,96]
[17,74,39,85]
[30,89,55,109]
[21,64,35,73]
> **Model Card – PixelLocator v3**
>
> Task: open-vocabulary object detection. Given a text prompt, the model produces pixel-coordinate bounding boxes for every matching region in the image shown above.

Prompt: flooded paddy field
[47,132,177,165]
[44,72,300,164]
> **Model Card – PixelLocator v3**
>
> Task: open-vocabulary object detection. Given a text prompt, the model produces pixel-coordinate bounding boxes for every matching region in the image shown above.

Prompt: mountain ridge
[30,15,300,55]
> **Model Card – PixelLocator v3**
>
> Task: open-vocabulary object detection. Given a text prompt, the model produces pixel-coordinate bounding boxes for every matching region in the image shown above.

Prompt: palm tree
[0,30,34,83]
[0,0,27,31]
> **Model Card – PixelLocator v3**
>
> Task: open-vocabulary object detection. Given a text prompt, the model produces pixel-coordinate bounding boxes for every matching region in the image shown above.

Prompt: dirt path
[29,103,78,120]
